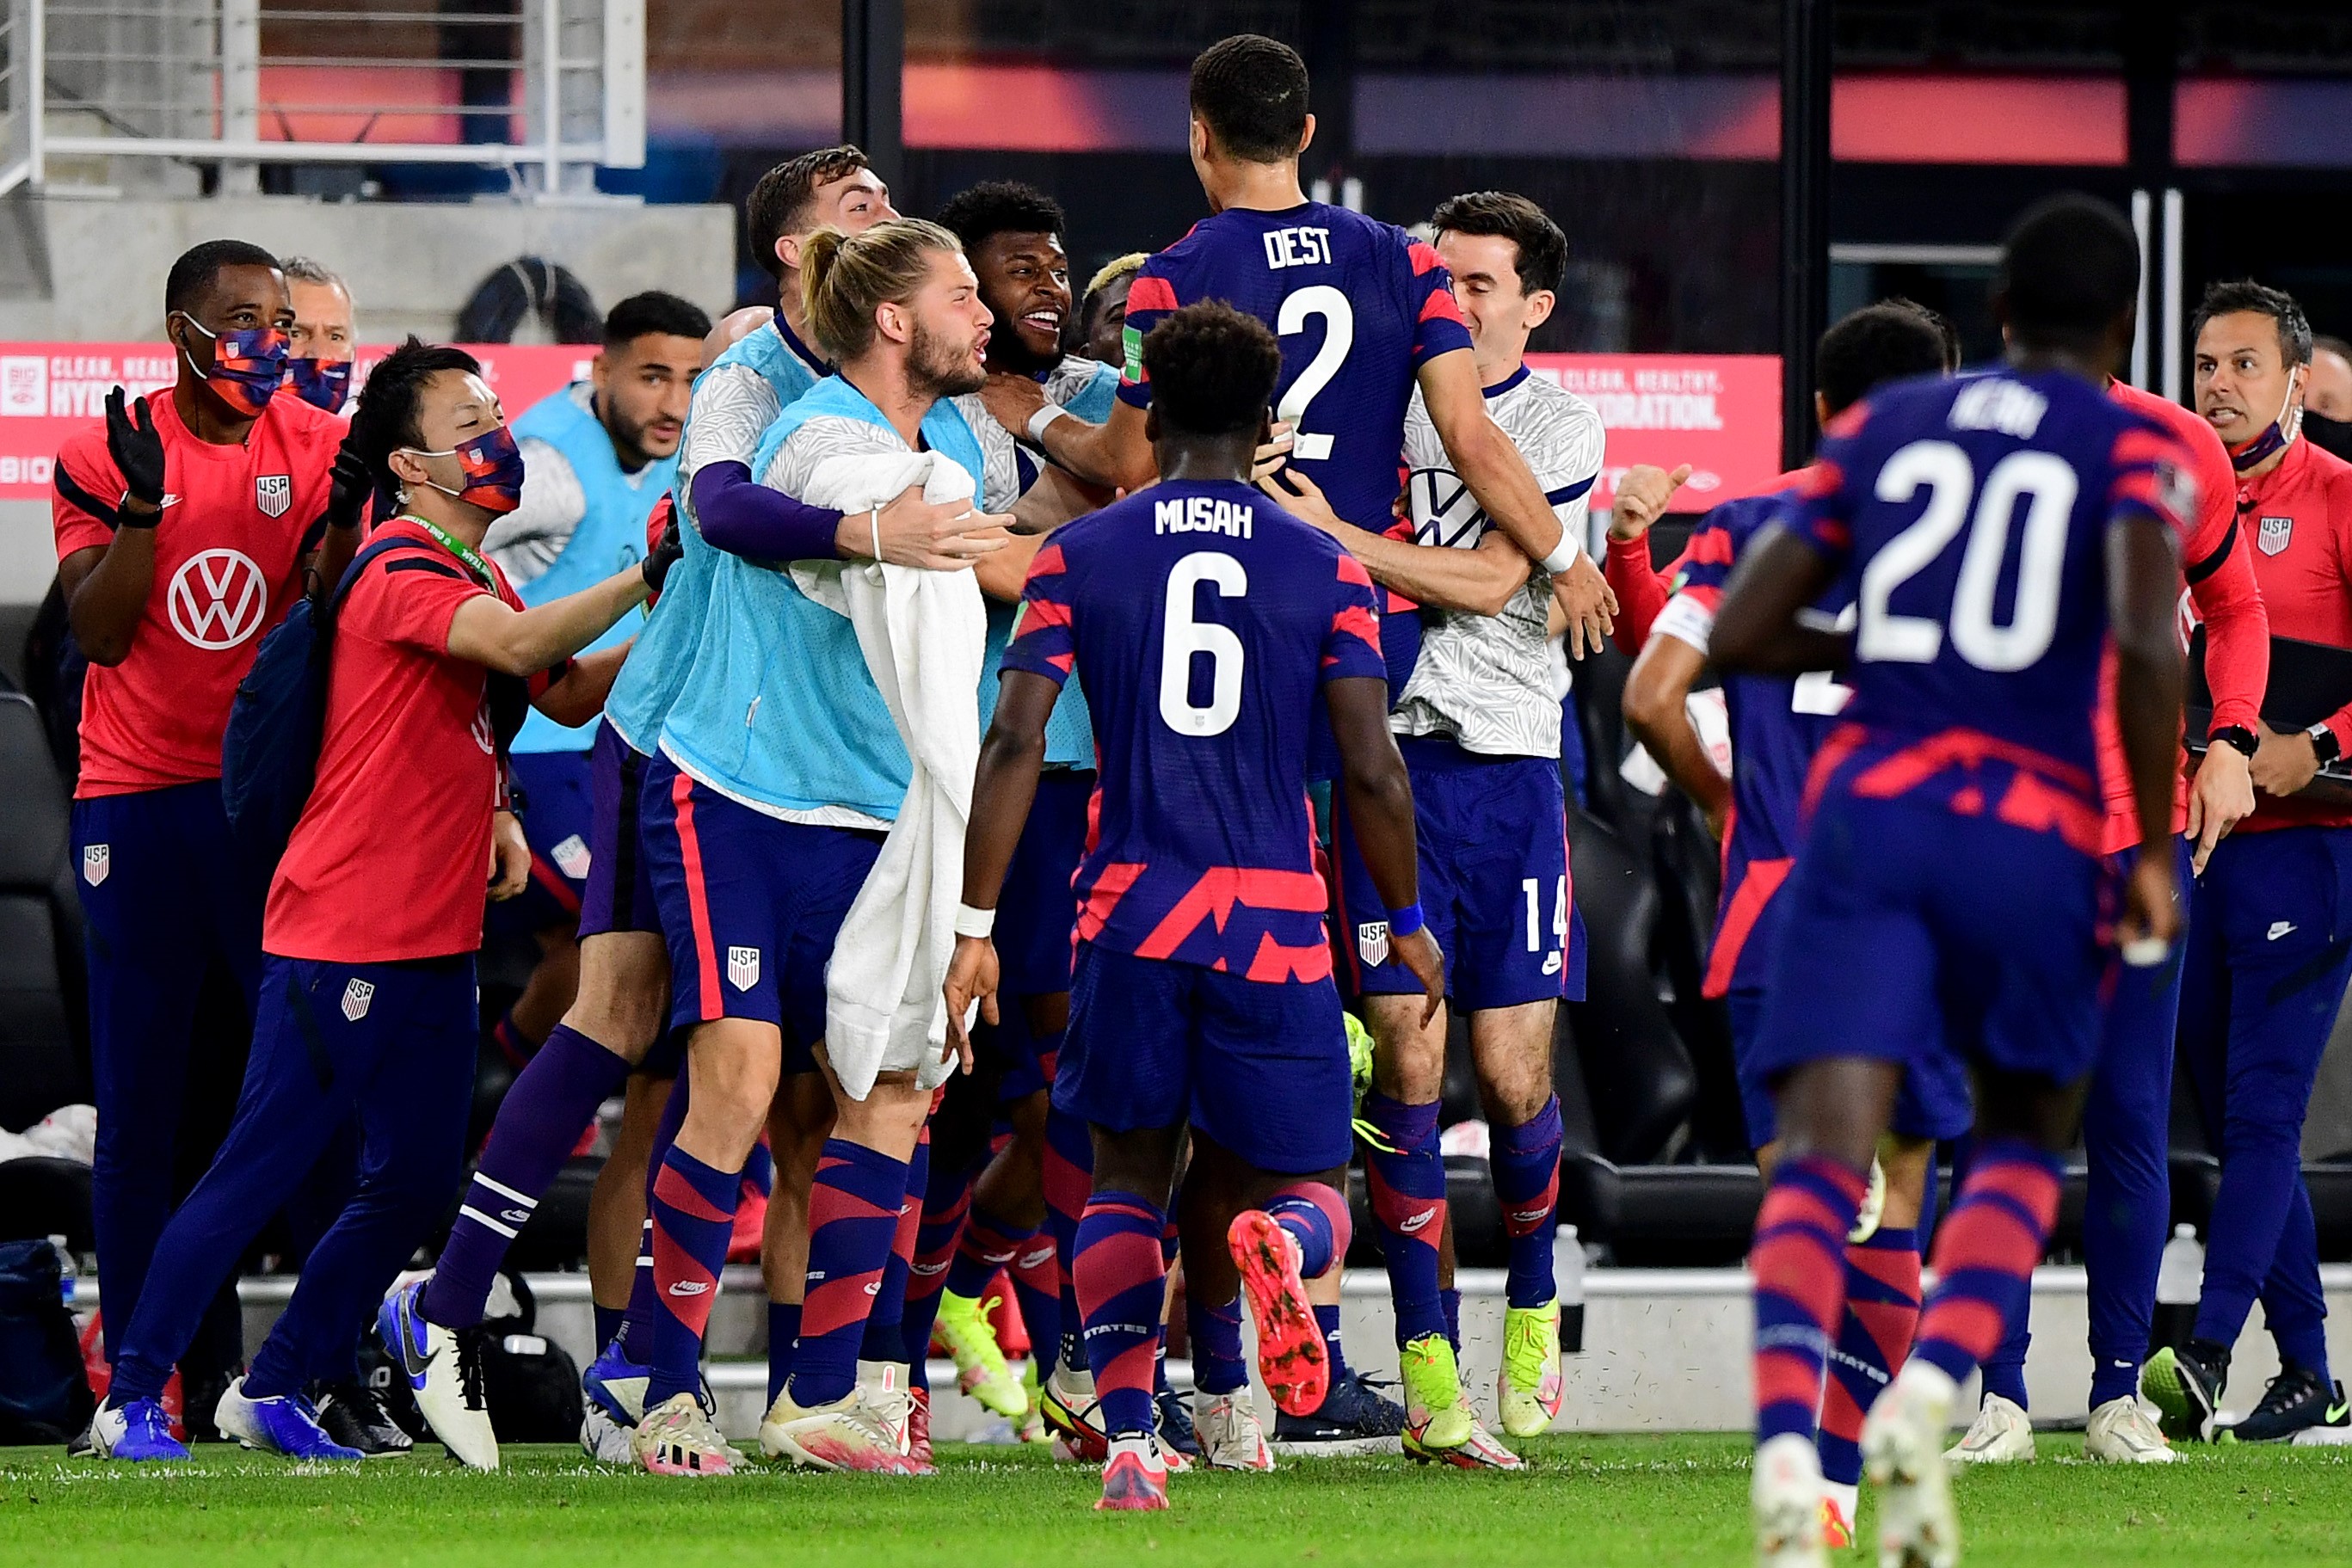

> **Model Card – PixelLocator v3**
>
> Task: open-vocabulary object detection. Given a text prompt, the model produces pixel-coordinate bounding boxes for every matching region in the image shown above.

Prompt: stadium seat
[0,692,89,1133]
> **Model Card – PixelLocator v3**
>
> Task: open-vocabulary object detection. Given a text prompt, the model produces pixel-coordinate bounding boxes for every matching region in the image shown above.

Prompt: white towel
[795,450,987,1099]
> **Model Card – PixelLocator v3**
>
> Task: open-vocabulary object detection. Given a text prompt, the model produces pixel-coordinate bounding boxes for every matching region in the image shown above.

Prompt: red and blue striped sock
[1264,1181,1350,1279]
[1188,1294,1247,1396]
[618,1073,690,1365]
[1362,1091,1448,1345]
[1913,1141,2060,1387]
[947,1199,1032,1300]
[1752,1153,1866,1448]
[1492,1097,1564,1309]
[1043,1105,1093,1371]
[1072,1190,1167,1439]
[645,1146,740,1409]
[787,1139,910,1410]
[1819,1227,1921,1488]
[902,1159,972,1387]
[858,1128,926,1365]
[1010,1225,1060,1376]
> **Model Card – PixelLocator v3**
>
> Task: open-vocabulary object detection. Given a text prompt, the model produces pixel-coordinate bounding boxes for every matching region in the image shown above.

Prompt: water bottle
[1554,1223,1585,1354]
[2152,1223,2203,1356]
[48,1233,75,1310]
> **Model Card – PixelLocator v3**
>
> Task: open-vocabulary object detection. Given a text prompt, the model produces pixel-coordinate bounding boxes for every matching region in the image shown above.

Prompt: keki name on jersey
[1154,495,1256,538]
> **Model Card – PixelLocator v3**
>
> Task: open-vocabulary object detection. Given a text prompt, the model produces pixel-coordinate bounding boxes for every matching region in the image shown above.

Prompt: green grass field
[3,1436,2348,1567]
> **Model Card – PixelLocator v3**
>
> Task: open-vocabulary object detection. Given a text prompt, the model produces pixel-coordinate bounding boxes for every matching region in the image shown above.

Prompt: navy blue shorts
[1727,987,1972,1149]
[641,754,881,1072]
[1752,790,2109,1099]
[489,748,594,938]
[577,721,662,941]
[1333,737,1584,1009]
[1056,942,1352,1175]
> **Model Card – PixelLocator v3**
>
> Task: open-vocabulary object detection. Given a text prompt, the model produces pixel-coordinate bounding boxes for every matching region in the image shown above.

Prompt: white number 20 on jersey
[1161,551,1248,736]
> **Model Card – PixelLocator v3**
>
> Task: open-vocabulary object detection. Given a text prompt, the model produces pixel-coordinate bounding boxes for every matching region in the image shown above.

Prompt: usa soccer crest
[550,833,592,881]
[1357,920,1390,968]
[2259,514,2294,556]
[728,945,760,992]
[82,843,109,887]
[256,473,292,519]
[341,977,375,1021]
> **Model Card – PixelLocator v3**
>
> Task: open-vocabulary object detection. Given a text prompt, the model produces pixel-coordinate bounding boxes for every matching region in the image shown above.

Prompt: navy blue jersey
[1788,367,2195,854]
[1001,478,1387,981]
[1117,203,1474,529]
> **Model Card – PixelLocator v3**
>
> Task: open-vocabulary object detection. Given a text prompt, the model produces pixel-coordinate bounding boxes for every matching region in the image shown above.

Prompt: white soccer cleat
[632,1391,739,1478]
[856,1360,927,1471]
[377,1278,498,1470]
[580,1403,636,1466]
[1943,1391,2034,1464]
[760,1383,917,1473]
[1863,1362,1961,1568]
[2084,1396,2177,1464]
[1752,1431,1830,1568]
[1193,1389,1276,1472]
[1849,1157,1887,1245]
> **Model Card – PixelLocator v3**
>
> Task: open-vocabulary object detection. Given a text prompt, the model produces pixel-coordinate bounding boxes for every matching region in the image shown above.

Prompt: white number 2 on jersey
[1856,440,2078,673]
[1275,286,1353,463]
[1160,550,1248,737]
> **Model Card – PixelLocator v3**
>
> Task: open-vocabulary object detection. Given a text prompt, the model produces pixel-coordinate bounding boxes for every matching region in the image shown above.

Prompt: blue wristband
[1387,900,1425,939]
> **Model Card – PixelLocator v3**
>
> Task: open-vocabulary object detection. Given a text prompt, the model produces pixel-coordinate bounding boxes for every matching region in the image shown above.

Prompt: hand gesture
[325,434,373,533]
[1258,464,1345,536]
[487,809,531,901]
[979,372,1049,437]
[2184,740,2253,873]
[1608,463,1691,542]
[1553,554,1620,660]
[1392,925,1447,1030]
[641,500,685,593]
[104,387,167,519]
[863,483,1011,570]
[942,934,1000,1072]
[2115,844,2183,968]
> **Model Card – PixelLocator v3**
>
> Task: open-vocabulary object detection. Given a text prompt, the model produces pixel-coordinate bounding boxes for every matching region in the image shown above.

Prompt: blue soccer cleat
[213,1376,363,1462]
[89,1397,189,1463]
[582,1339,650,1426]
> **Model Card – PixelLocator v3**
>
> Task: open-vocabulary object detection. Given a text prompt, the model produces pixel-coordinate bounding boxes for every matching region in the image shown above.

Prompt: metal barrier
[0,0,643,198]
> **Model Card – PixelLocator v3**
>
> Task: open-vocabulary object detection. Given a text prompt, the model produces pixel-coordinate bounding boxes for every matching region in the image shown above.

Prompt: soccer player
[1616,302,1953,1540]
[945,299,1444,1509]
[478,292,708,1064]
[1710,194,2190,1566]
[51,237,361,1442]
[1078,253,1149,367]
[1260,189,1598,1463]
[281,256,356,414]
[1955,314,2269,1465]
[95,338,665,1464]
[2139,281,2352,1444]
[978,34,1619,657]
[631,218,1009,1478]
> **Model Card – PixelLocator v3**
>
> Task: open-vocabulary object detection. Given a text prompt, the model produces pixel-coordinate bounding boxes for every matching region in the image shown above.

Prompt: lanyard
[395,513,495,587]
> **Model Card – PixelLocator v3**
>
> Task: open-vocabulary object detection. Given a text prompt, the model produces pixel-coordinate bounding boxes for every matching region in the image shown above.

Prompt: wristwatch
[2210,724,2258,759]
[2308,723,2342,766]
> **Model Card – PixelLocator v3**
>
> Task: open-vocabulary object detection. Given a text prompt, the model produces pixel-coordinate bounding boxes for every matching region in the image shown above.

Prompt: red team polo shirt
[2229,435,2352,834]
[265,519,534,962]
[50,390,342,798]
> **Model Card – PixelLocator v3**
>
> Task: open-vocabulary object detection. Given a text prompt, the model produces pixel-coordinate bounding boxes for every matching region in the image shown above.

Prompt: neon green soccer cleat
[933,1288,1028,1419]
[1398,1333,1474,1456]
[1498,1298,1564,1438]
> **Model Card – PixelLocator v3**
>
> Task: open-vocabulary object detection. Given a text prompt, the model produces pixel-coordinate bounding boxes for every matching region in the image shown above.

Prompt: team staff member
[91,339,668,1465]
[2143,281,2352,1445]
[281,256,357,414]
[51,239,360,1396]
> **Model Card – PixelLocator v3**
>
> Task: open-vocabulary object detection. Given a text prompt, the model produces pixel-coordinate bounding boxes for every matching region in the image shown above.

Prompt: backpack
[0,1239,95,1444]
[220,535,410,870]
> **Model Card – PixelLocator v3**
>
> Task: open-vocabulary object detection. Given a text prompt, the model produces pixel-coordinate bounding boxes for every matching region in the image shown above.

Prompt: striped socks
[1072,1190,1168,1440]
[1818,1227,1922,1488]
[1752,1154,1866,1448]
[1492,1098,1564,1309]
[1362,1091,1448,1346]
[1043,1105,1093,1372]
[1913,1141,2060,1387]
[646,1147,740,1409]
[788,1140,910,1410]
[1264,1181,1350,1279]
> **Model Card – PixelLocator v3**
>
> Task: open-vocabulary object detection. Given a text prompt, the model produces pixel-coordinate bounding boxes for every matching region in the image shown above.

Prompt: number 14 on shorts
[1523,876,1568,975]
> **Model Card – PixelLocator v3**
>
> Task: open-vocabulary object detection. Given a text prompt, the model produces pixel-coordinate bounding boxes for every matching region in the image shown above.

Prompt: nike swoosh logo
[1399,1209,1436,1234]
[1508,1209,1550,1224]
[667,1281,710,1297]
[2270,921,2298,940]
[2329,1401,2349,1423]
[910,1260,949,1276]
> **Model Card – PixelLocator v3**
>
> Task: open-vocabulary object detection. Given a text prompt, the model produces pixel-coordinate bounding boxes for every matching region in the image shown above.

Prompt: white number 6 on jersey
[1161,550,1249,737]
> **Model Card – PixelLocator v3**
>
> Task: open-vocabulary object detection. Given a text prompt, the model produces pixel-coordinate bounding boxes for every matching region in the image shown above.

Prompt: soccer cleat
[933,1288,1027,1419]
[309,1379,412,1457]
[1397,1333,1475,1455]
[1274,1368,1407,1455]
[1848,1156,1887,1245]
[1015,1360,1050,1445]
[2218,1366,2349,1445]
[907,1386,934,1467]
[1154,1381,1200,1462]
[1228,1210,1327,1417]
[1097,1436,1172,1511]
[1409,1391,1524,1471]
[378,1278,499,1470]
[214,1377,364,1462]
[1862,1362,1960,1568]
[760,1383,916,1473]
[89,1397,190,1463]
[1345,1010,1376,1112]
[1943,1392,2034,1464]
[1819,1494,1856,1550]
[633,1390,737,1477]
[1752,1431,1829,1568]
[2141,1337,2229,1443]
[582,1340,650,1427]
[1040,1360,1109,1462]
[580,1402,636,1466]
[1194,1389,1276,1471]
[1498,1298,1565,1438]
[857,1360,928,1472]
[2083,1396,2176,1463]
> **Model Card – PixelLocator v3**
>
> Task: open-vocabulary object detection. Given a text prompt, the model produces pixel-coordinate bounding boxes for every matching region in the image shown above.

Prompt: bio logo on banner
[167,549,268,649]
[1,357,44,416]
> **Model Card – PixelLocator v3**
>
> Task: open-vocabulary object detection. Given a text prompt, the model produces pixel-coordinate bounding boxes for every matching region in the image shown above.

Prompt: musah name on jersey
[1154,495,1254,538]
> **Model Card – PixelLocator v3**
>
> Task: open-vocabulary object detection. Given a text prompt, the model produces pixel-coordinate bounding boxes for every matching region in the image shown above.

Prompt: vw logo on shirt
[165,548,268,649]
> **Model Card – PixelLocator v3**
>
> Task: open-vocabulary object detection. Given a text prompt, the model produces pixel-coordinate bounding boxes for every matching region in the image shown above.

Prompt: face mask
[176,317,288,416]
[2303,408,2352,463]
[2226,365,2304,472]
[403,426,526,514]
[285,356,352,414]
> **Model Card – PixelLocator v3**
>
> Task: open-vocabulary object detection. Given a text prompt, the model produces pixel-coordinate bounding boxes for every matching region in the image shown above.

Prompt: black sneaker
[311,1380,416,1457]
[2142,1337,2231,1442]
[1273,1368,1407,1454]
[2219,1366,2349,1445]
[1154,1385,1199,1457]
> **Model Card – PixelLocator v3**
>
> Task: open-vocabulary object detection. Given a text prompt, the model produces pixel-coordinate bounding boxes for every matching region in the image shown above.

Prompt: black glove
[641,500,684,593]
[325,436,373,532]
[104,387,166,519]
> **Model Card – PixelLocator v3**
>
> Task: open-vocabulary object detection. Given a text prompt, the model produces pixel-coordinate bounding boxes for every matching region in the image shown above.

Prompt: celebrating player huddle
[47,24,2352,1568]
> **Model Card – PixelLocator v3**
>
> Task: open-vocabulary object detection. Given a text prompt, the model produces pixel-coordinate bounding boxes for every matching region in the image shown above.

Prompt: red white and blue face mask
[284,356,353,414]
[175,317,289,417]
[405,425,526,514]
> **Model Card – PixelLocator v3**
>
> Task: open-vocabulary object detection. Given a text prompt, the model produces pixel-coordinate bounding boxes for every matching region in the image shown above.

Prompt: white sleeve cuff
[1651,592,1715,656]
